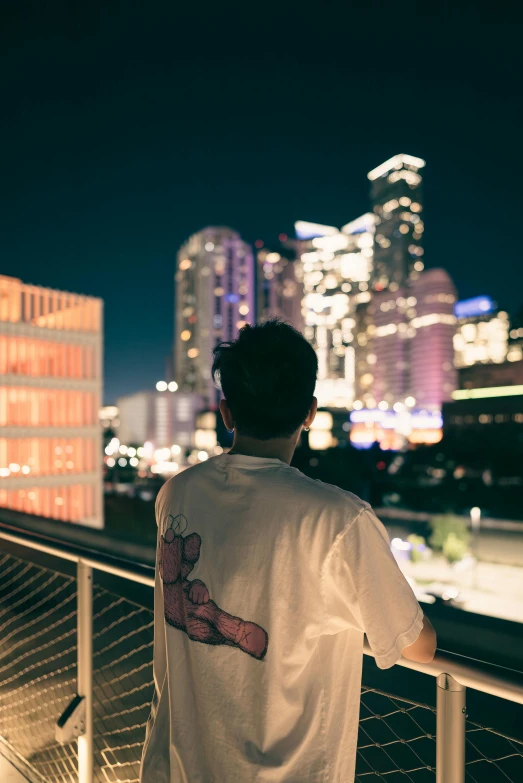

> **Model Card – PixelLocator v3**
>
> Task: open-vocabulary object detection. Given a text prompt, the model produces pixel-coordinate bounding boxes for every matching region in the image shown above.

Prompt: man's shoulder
[277,466,370,517]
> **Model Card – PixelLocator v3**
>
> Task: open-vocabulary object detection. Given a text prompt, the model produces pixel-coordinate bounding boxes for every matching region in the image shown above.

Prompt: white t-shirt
[140,453,423,783]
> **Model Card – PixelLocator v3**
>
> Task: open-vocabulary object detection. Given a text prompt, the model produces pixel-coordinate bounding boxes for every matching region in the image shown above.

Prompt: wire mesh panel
[0,552,154,783]
[356,687,436,781]
[0,552,78,782]
[465,719,523,782]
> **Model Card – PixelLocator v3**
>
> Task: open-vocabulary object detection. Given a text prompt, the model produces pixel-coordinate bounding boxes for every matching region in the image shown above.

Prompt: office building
[353,269,456,412]
[175,227,255,405]
[295,215,376,408]
[459,359,523,390]
[508,304,523,363]
[116,389,206,449]
[257,239,303,328]
[359,287,410,408]
[368,154,426,289]
[0,275,103,527]
[409,268,457,409]
[443,386,523,453]
[454,295,509,367]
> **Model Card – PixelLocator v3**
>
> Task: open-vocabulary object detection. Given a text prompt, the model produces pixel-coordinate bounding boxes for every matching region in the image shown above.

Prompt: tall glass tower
[368,154,426,290]
[174,227,255,406]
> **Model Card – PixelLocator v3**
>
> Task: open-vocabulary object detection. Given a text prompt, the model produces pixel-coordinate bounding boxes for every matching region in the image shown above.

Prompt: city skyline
[7,152,521,407]
[3,4,521,402]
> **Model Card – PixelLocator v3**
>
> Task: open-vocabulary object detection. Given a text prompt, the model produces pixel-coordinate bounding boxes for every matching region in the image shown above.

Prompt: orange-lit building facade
[0,275,103,527]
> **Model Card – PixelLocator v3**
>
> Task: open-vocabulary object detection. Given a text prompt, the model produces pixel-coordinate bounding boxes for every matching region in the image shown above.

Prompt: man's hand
[402,615,437,663]
[189,580,210,605]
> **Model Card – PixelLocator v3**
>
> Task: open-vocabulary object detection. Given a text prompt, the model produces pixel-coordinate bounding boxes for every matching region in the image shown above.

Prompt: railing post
[77,561,93,783]
[436,672,466,783]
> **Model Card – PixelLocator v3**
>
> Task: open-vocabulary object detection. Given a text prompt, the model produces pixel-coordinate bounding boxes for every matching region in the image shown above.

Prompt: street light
[470,506,481,533]
[470,506,481,589]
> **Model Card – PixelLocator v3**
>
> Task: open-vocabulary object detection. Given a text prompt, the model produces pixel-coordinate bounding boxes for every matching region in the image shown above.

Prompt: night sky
[2,3,522,402]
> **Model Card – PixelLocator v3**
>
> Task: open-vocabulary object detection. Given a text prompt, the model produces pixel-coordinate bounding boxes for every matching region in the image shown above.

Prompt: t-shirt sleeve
[322,506,424,669]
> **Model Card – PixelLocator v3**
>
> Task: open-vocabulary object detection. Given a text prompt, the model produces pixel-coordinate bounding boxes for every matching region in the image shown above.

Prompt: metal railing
[0,510,522,783]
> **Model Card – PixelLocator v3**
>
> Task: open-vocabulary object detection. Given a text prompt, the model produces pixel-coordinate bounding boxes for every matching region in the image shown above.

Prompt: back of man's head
[212,320,318,440]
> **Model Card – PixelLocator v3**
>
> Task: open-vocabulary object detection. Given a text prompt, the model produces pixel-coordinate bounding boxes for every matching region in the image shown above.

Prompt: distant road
[376,507,523,567]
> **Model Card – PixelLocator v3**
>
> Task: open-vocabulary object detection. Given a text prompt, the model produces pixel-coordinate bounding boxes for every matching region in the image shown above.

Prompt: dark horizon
[2,4,522,403]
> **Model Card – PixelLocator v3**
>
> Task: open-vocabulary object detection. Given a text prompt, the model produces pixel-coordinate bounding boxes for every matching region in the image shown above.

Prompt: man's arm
[402,615,437,663]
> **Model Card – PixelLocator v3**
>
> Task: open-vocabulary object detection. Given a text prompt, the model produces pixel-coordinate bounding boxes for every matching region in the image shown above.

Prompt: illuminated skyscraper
[257,239,303,329]
[354,269,457,412]
[409,269,457,409]
[453,296,509,368]
[295,215,375,408]
[368,154,426,289]
[358,287,411,408]
[175,227,255,405]
[0,275,103,527]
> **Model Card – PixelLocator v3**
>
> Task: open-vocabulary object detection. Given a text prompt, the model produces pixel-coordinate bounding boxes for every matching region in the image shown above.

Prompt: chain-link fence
[0,550,522,782]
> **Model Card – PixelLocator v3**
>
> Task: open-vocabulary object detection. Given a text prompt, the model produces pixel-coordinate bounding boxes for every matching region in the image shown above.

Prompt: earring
[227,428,234,434]
[304,427,310,432]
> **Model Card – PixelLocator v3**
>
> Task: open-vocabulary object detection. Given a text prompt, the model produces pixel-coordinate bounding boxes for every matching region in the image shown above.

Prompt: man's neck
[229,434,298,465]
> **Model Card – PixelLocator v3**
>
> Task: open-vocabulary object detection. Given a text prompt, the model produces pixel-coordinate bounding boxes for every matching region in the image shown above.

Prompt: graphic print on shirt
[159,514,269,660]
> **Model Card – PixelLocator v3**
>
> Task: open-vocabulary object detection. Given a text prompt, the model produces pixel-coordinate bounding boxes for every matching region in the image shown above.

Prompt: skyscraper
[174,227,255,405]
[354,269,457,412]
[359,287,411,408]
[0,275,103,526]
[368,154,426,289]
[294,215,376,408]
[453,296,509,368]
[409,269,457,409]
[256,239,303,329]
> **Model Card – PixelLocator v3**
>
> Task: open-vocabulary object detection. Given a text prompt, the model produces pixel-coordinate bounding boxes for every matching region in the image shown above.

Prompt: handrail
[0,511,155,587]
[363,641,523,706]
[1,509,522,706]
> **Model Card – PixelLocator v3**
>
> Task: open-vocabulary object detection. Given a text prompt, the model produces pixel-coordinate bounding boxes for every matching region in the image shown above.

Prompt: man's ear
[303,396,318,429]
[219,398,234,431]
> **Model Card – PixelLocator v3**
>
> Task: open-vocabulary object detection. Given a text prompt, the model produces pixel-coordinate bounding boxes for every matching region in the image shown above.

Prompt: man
[141,320,436,783]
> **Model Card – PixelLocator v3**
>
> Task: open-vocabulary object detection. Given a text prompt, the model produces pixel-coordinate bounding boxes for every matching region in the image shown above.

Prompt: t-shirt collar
[217,453,287,469]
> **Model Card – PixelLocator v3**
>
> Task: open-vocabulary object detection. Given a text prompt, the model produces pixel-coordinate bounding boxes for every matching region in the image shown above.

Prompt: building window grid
[0,437,97,476]
[0,388,98,427]
[0,482,97,522]
[0,336,97,380]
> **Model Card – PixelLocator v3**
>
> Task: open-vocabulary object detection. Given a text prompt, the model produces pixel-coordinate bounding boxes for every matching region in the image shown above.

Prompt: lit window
[181,330,191,341]
[179,259,192,271]
[205,242,214,252]
[188,348,199,359]
[414,261,424,271]
[399,224,409,234]
[239,304,249,316]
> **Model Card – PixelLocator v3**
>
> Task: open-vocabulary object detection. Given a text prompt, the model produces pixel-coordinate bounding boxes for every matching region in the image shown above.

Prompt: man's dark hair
[212,320,318,440]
